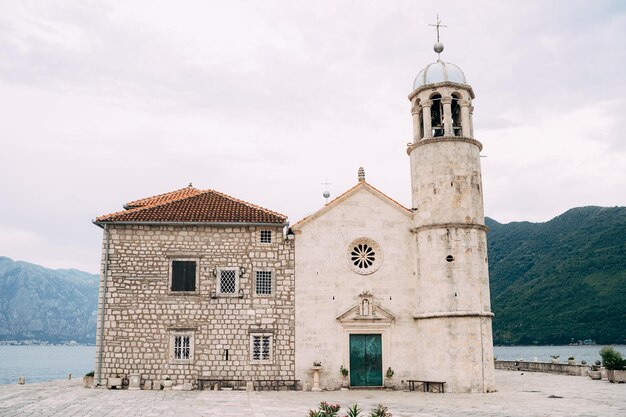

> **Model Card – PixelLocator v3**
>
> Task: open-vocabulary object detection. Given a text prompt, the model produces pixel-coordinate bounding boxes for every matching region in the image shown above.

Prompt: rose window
[347,238,382,275]
[351,243,375,269]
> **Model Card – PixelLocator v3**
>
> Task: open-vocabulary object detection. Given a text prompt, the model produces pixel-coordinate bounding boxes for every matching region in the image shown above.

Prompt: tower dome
[413,60,467,90]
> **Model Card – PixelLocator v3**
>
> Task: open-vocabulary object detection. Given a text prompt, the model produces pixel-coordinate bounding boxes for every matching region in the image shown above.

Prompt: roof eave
[408,81,475,100]
[93,220,288,228]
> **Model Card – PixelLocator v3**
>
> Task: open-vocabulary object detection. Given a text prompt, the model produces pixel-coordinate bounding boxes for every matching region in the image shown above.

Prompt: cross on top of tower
[429,14,446,43]
[429,14,447,58]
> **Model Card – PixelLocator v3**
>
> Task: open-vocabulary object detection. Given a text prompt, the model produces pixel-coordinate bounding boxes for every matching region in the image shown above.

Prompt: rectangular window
[219,268,238,294]
[169,330,194,364]
[171,260,196,292]
[260,230,272,243]
[173,335,190,360]
[255,270,273,295]
[251,335,271,362]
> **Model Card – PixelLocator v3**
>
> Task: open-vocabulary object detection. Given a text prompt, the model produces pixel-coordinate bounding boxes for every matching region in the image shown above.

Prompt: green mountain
[486,206,626,345]
[0,256,99,344]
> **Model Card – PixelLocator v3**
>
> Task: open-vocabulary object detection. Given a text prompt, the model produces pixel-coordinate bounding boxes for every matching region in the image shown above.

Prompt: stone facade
[94,224,294,387]
[407,66,495,393]
[293,184,416,391]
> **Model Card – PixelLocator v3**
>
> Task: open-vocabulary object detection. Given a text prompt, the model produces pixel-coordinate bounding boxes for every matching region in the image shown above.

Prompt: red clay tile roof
[123,186,204,209]
[96,188,287,224]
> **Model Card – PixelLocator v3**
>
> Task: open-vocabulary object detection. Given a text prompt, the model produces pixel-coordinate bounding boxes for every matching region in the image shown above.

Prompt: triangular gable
[292,181,411,231]
[336,304,395,323]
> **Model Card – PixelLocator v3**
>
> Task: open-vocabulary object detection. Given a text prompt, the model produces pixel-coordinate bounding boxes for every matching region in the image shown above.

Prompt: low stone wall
[495,360,588,376]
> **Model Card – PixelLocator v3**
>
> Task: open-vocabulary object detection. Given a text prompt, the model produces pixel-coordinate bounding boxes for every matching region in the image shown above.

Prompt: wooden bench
[406,379,446,393]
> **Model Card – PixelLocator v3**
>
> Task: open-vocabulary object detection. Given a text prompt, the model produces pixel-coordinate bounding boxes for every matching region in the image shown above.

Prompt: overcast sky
[1,0,625,273]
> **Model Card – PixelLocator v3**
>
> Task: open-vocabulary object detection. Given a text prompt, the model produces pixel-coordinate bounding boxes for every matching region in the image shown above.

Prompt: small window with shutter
[171,260,197,292]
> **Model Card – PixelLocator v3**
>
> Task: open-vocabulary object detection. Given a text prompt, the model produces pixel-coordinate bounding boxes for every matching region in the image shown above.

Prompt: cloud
[0,0,624,270]
[482,99,626,222]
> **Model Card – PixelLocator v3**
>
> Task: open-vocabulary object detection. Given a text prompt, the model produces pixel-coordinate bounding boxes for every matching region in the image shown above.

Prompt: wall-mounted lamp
[240,266,246,275]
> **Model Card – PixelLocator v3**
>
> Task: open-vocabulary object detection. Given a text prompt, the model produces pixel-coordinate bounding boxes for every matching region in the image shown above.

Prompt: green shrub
[308,402,341,417]
[84,371,94,377]
[369,404,392,417]
[346,404,362,417]
[600,347,626,370]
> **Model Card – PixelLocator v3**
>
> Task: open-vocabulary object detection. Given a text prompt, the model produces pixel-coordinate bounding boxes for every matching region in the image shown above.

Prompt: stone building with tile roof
[93,186,294,389]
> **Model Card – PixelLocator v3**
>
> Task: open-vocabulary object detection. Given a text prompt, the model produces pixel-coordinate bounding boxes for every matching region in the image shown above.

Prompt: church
[93,35,495,393]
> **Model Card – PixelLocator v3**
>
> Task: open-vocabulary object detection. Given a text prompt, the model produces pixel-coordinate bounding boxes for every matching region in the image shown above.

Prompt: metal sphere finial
[323,190,330,199]
[429,15,447,59]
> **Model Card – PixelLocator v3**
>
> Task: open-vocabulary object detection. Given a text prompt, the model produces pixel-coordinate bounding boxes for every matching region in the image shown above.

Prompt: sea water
[494,345,626,364]
[1,345,626,385]
[0,346,95,385]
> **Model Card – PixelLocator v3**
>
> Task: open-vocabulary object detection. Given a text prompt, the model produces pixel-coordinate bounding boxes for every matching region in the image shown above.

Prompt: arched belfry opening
[451,93,462,136]
[430,93,444,137]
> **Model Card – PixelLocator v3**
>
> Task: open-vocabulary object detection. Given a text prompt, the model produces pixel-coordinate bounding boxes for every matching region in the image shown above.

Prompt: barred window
[255,270,273,295]
[173,335,190,360]
[219,269,237,294]
[170,331,194,363]
[251,335,271,362]
[260,230,272,243]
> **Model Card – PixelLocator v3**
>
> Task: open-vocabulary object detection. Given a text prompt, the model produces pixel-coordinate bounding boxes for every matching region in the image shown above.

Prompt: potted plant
[163,375,173,390]
[600,346,626,383]
[384,367,394,389]
[567,356,576,365]
[589,360,603,380]
[310,362,323,392]
[107,374,123,389]
[550,355,560,364]
[340,365,349,389]
[83,371,94,388]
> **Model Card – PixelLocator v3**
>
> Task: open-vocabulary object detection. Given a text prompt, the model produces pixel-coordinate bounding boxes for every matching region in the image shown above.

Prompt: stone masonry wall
[94,224,295,388]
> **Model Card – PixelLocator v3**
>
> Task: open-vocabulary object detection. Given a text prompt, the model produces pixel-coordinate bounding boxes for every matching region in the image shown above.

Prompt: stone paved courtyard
[0,370,624,417]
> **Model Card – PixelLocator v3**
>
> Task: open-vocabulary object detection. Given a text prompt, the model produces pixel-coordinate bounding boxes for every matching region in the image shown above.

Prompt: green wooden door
[349,334,382,386]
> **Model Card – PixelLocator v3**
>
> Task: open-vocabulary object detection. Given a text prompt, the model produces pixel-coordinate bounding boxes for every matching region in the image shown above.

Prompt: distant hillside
[487,206,626,345]
[0,257,99,344]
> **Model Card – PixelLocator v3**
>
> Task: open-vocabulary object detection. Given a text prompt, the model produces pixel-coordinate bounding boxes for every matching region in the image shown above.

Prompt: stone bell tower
[407,19,495,393]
